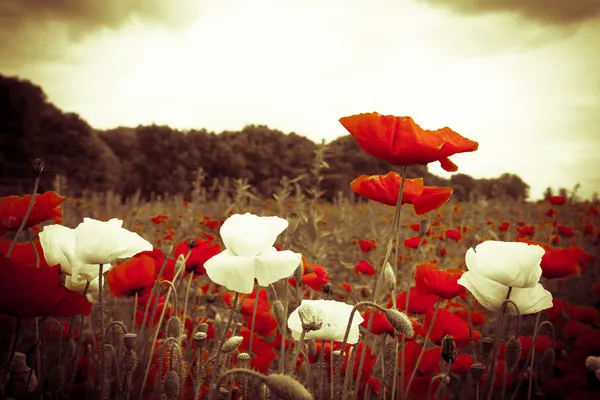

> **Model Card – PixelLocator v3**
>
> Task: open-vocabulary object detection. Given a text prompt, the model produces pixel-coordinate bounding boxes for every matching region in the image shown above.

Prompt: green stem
[484,287,513,400]
[248,285,260,358]
[286,329,307,376]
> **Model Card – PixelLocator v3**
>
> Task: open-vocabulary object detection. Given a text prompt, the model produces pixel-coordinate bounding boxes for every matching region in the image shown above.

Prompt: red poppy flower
[569,305,600,325]
[418,346,442,376]
[540,245,595,279]
[444,229,461,242]
[0,239,50,268]
[355,260,376,277]
[557,225,575,237]
[412,187,454,215]
[498,221,510,231]
[453,307,487,326]
[414,264,465,299]
[0,192,66,235]
[239,327,276,373]
[350,172,424,206]
[174,237,222,277]
[342,342,377,385]
[300,264,329,291]
[0,255,92,318]
[339,113,479,171]
[223,288,278,337]
[356,239,377,252]
[361,309,394,335]
[392,287,439,315]
[105,252,159,298]
[517,225,535,237]
[451,353,473,374]
[562,320,594,339]
[548,196,566,206]
[404,236,427,249]
[439,248,447,256]
[150,214,169,224]
[423,308,481,349]
[341,283,352,293]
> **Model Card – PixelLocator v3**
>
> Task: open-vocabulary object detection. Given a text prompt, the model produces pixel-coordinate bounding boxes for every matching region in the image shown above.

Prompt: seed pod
[470,363,486,381]
[222,336,243,353]
[385,309,414,338]
[481,336,494,356]
[272,300,286,329]
[193,332,207,346]
[237,352,251,369]
[265,374,312,400]
[419,219,429,237]
[166,316,182,339]
[322,282,333,296]
[123,333,138,350]
[505,337,522,372]
[441,335,457,364]
[298,303,324,331]
[163,370,180,400]
[187,237,197,249]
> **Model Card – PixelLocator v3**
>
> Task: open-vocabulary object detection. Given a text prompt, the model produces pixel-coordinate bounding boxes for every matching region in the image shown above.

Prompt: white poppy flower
[288,300,364,344]
[204,213,302,293]
[40,218,152,282]
[66,275,101,303]
[458,240,552,315]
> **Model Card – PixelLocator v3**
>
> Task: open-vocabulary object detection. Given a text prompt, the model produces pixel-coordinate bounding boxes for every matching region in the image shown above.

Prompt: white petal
[458,271,511,312]
[468,241,543,288]
[220,213,288,257]
[204,249,256,294]
[76,263,113,282]
[74,218,152,265]
[288,300,363,343]
[254,247,301,287]
[39,224,77,274]
[509,284,553,315]
[288,306,304,340]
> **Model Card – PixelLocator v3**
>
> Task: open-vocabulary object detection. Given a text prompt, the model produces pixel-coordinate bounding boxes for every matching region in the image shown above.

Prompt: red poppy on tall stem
[105,252,159,298]
[414,264,465,299]
[339,113,479,171]
[0,192,66,235]
[174,237,222,277]
[0,255,92,318]
[0,239,49,268]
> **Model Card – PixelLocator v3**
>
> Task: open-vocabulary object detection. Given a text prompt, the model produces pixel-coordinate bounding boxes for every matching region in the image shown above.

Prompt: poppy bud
[323,282,333,295]
[31,158,45,176]
[298,303,324,332]
[470,363,486,381]
[163,370,180,400]
[237,352,251,368]
[166,316,182,339]
[441,335,457,364]
[272,300,286,329]
[123,333,138,350]
[187,237,197,249]
[481,336,494,356]
[385,309,414,338]
[505,337,522,372]
[162,241,174,258]
[265,373,312,400]
[222,336,243,353]
[381,262,396,292]
[286,213,300,234]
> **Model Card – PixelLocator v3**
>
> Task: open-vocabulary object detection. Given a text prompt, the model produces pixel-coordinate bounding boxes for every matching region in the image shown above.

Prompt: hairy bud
[419,219,429,237]
[505,337,522,372]
[222,336,243,353]
[298,303,324,332]
[31,158,45,176]
[385,309,414,338]
[162,241,174,258]
[538,349,555,378]
[166,316,182,339]
[265,374,312,400]
[187,237,197,249]
[441,335,457,364]
[272,300,286,329]
[163,370,180,400]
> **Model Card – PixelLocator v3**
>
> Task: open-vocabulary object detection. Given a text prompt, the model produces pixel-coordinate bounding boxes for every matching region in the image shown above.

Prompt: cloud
[416,0,600,26]
[0,0,201,69]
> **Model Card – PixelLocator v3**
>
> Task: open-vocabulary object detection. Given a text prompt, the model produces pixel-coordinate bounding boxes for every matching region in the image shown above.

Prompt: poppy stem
[97,263,107,399]
[1,317,21,386]
[25,228,40,268]
[483,286,513,400]
[131,292,138,334]
[64,282,90,399]
[467,293,477,364]
[182,271,195,324]
[508,312,543,400]
[248,285,260,359]
[6,174,40,258]
[405,297,441,399]
[286,328,307,376]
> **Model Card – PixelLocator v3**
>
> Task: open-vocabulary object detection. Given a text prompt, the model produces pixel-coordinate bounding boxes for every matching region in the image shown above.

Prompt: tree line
[1,74,546,203]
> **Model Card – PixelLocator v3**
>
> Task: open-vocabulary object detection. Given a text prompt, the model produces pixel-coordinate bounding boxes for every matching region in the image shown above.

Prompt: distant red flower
[174,237,222,277]
[517,224,535,237]
[105,252,159,298]
[569,305,600,325]
[392,287,439,315]
[339,113,479,171]
[557,225,575,237]
[341,283,352,293]
[439,248,447,257]
[444,229,461,242]
[0,255,92,318]
[498,221,510,231]
[548,196,566,206]
[356,239,377,252]
[540,245,595,279]
[150,214,169,224]
[302,264,329,291]
[355,260,376,277]
[409,223,421,231]
[583,223,594,235]
[404,236,427,249]
[0,192,65,235]
[414,264,465,299]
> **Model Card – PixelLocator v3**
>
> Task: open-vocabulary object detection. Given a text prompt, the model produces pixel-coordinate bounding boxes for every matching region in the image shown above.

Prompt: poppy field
[0,112,599,400]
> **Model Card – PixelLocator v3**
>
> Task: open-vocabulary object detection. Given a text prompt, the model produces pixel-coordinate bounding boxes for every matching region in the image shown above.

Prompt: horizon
[1,0,599,200]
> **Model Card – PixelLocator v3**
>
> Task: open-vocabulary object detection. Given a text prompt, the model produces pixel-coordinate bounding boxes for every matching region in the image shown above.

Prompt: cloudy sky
[1,0,599,200]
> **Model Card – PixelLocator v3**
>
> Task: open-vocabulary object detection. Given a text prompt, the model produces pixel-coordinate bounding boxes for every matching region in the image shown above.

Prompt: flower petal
[39,224,77,274]
[254,247,301,287]
[204,249,256,293]
[220,213,288,257]
[508,285,553,315]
